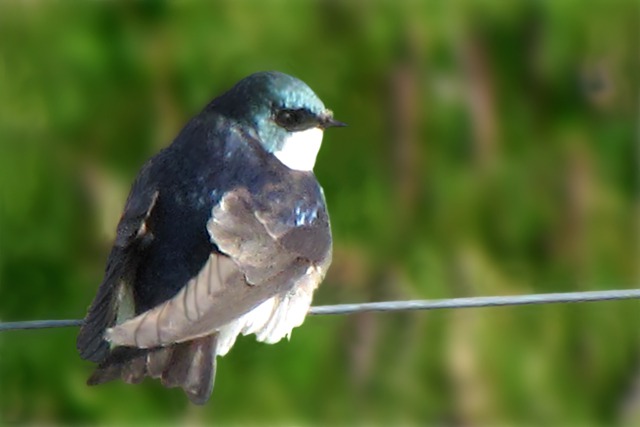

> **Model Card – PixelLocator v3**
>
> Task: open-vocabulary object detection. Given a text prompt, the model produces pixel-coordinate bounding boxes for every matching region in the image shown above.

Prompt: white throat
[273,127,324,171]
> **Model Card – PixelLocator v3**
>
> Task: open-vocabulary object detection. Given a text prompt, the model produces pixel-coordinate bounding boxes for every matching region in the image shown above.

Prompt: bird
[76,71,345,404]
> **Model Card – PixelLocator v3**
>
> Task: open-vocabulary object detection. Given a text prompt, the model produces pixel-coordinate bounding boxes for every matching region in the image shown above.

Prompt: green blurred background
[0,0,638,424]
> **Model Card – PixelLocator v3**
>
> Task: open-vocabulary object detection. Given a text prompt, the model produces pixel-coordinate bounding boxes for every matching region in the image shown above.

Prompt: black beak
[321,117,348,129]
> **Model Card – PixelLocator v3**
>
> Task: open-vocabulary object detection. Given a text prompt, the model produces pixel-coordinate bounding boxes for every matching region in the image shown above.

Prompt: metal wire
[0,319,83,331]
[309,289,640,315]
[0,289,638,332]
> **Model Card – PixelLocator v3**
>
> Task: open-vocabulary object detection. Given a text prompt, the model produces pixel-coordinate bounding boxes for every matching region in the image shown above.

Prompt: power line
[309,289,640,315]
[0,289,638,332]
[0,319,83,331]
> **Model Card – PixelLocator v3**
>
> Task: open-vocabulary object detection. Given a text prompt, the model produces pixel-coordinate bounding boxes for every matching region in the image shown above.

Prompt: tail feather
[146,347,172,379]
[87,335,218,405]
[160,336,217,404]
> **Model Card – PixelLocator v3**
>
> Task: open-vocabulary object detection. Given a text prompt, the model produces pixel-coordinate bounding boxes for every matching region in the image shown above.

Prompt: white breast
[273,127,324,171]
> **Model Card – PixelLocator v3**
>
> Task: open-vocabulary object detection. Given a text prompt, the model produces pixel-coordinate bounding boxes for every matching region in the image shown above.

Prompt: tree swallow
[77,71,345,404]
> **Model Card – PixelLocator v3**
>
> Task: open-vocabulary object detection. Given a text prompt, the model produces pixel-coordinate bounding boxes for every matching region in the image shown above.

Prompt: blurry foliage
[0,0,638,425]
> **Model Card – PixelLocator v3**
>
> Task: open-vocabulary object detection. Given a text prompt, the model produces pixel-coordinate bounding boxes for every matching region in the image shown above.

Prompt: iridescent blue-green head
[212,71,345,171]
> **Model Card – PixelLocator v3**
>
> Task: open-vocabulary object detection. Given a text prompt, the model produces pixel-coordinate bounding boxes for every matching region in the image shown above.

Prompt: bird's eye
[274,108,318,131]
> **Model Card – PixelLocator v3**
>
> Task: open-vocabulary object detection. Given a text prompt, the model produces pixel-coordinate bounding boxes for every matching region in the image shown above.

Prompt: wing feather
[77,161,159,362]
[106,185,330,349]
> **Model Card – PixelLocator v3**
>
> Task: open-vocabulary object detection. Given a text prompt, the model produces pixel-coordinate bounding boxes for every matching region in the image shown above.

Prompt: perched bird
[77,71,345,404]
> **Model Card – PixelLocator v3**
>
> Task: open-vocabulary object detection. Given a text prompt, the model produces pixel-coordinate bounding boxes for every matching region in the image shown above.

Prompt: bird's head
[212,71,346,171]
